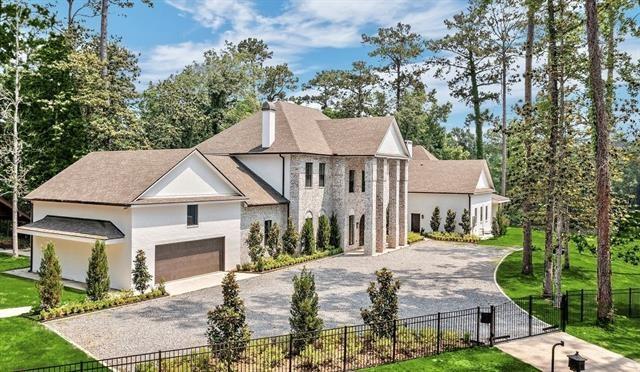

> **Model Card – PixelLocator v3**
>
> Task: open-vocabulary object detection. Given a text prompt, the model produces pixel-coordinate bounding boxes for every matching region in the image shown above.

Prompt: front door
[359,215,365,246]
[411,213,421,233]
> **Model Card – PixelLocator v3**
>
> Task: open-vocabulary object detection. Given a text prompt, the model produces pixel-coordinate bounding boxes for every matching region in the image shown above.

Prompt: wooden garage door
[155,238,224,282]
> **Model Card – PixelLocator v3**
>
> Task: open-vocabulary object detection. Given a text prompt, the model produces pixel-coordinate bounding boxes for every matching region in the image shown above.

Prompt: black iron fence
[565,288,640,323]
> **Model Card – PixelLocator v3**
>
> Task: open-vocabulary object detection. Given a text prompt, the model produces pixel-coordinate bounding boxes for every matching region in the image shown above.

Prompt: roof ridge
[277,102,302,153]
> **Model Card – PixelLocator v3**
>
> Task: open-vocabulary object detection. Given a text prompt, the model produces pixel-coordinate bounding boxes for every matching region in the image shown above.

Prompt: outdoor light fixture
[567,351,587,372]
[550,340,564,372]
[480,311,492,324]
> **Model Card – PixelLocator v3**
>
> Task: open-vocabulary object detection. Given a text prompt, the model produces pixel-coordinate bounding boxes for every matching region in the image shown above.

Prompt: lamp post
[567,352,587,372]
[551,341,564,372]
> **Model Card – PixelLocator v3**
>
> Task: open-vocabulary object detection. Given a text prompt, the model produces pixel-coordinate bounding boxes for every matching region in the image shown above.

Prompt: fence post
[629,288,633,317]
[436,312,441,354]
[561,294,568,331]
[580,289,584,322]
[476,307,480,346]
[565,290,570,324]
[158,350,162,372]
[392,319,397,362]
[80,361,84,372]
[342,326,348,371]
[489,306,495,347]
[528,296,533,337]
[288,334,293,372]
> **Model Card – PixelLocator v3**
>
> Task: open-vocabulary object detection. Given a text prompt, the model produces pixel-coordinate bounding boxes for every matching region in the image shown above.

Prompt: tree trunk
[99,0,109,78]
[500,49,507,195]
[554,210,564,307]
[563,208,570,269]
[543,0,560,299]
[469,50,483,159]
[604,6,616,123]
[395,62,401,112]
[585,0,613,324]
[11,10,21,258]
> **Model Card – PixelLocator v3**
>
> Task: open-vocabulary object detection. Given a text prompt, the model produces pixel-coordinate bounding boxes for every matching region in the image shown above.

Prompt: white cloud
[139,41,216,84]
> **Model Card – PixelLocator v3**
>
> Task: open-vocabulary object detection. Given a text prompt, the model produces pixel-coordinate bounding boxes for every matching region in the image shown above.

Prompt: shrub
[427,231,479,244]
[300,219,316,255]
[86,240,110,301]
[430,207,441,232]
[407,231,423,244]
[282,218,299,255]
[317,215,330,251]
[290,267,323,353]
[132,249,152,293]
[236,248,343,272]
[459,208,471,234]
[492,208,509,237]
[361,268,400,338]
[37,242,63,310]
[444,209,456,233]
[266,222,281,258]
[329,213,341,248]
[206,272,251,367]
[247,221,265,263]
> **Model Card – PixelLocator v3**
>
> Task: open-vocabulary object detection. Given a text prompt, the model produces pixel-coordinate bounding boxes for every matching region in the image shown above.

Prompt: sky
[51,0,640,130]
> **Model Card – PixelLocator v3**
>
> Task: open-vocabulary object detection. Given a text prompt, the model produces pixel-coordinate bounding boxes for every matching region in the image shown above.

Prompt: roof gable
[409,159,494,194]
[412,145,439,160]
[376,122,410,158]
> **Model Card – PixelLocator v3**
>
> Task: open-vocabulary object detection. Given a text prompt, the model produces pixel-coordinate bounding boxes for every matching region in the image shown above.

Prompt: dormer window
[187,205,198,226]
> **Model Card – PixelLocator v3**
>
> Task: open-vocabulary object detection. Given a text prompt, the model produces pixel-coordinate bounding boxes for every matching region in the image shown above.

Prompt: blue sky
[51,0,640,129]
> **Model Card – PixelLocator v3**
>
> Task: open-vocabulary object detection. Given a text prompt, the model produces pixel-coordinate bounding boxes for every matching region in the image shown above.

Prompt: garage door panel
[155,238,224,282]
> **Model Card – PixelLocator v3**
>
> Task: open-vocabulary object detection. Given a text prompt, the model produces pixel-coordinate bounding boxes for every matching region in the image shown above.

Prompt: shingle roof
[412,145,439,160]
[409,159,494,194]
[317,117,395,156]
[18,215,124,240]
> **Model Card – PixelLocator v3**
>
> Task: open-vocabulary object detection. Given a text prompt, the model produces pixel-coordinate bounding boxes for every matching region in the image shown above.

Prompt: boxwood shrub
[236,247,343,273]
[426,232,480,244]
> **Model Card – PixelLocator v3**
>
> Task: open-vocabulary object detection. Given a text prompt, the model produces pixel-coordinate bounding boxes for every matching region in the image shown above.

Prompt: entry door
[359,215,365,246]
[411,213,421,233]
[155,237,224,282]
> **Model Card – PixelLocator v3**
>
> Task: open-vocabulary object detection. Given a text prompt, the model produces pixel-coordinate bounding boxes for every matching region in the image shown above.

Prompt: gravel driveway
[47,240,513,359]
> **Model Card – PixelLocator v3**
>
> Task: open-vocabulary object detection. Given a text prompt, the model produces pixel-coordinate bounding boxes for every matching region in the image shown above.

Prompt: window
[349,170,355,192]
[485,206,489,221]
[187,205,198,226]
[349,215,355,245]
[361,170,365,192]
[480,206,484,222]
[305,162,313,187]
[264,220,272,245]
[319,163,326,187]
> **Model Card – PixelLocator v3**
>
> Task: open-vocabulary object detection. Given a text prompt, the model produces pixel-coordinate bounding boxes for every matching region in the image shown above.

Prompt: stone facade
[240,204,288,263]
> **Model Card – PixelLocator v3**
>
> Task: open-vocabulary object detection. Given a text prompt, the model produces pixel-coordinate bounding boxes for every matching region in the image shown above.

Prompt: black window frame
[264,220,272,245]
[305,162,313,188]
[361,170,365,192]
[319,163,326,187]
[187,204,199,226]
[348,215,355,245]
[348,170,355,193]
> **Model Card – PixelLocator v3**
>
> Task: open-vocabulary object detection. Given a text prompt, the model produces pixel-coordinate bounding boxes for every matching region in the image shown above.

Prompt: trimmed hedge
[236,248,343,273]
[426,232,480,244]
[38,287,167,321]
[407,232,423,244]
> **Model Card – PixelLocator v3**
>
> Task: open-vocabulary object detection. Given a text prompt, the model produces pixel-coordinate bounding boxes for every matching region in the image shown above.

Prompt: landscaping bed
[426,232,479,244]
[407,231,423,244]
[236,247,343,272]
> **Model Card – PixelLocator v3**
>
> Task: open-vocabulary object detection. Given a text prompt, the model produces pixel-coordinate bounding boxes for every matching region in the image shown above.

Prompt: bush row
[236,247,343,272]
[407,231,424,244]
[426,232,480,244]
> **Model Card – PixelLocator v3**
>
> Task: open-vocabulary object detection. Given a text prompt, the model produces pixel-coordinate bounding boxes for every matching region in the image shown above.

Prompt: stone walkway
[0,306,31,318]
[497,332,640,372]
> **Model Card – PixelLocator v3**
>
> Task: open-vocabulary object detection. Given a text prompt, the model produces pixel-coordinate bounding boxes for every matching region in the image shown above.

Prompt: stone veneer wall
[240,204,288,263]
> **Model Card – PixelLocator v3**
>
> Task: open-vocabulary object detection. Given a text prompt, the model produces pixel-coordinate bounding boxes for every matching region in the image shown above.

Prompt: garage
[155,237,225,282]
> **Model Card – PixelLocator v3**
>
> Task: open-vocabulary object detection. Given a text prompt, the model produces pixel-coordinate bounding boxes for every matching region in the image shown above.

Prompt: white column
[398,160,408,246]
[388,159,399,248]
[364,158,377,255]
[376,158,388,253]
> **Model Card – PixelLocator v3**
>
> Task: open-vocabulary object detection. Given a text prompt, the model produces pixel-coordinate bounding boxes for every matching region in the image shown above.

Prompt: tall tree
[585,0,612,323]
[258,63,298,102]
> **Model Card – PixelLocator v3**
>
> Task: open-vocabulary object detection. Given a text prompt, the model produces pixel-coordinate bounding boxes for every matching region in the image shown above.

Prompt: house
[408,146,509,237]
[18,102,412,289]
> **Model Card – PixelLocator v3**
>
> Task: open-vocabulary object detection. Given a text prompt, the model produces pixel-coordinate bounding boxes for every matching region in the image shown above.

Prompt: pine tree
[444,209,457,233]
[206,272,251,367]
[430,207,441,232]
[300,219,316,255]
[289,267,323,353]
[131,249,152,293]
[266,222,281,258]
[360,268,400,338]
[282,218,299,255]
[329,213,341,248]
[86,240,110,301]
[316,215,330,251]
[37,242,63,310]
[459,208,471,234]
[246,221,264,263]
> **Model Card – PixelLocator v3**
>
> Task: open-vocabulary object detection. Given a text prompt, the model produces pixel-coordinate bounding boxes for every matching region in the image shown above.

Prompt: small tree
[459,208,471,234]
[444,209,456,233]
[266,222,281,258]
[430,207,441,232]
[492,208,509,237]
[37,242,63,310]
[361,268,400,338]
[329,213,341,248]
[282,218,299,255]
[132,249,152,293]
[300,219,316,255]
[317,215,330,250]
[86,240,110,301]
[289,267,323,353]
[206,272,251,367]
[247,221,264,263]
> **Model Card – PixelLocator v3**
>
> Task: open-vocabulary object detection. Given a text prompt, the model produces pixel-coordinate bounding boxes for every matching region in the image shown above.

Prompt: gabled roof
[412,145,439,160]
[409,159,494,194]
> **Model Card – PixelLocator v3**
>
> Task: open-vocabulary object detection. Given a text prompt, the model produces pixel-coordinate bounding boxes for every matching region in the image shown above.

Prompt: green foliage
[86,240,109,301]
[300,219,316,255]
[317,215,331,251]
[407,231,423,244]
[290,267,323,353]
[444,209,457,233]
[206,272,251,366]
[430,207,441,232]
[459,208,471,234]
[329,213,341,248]
[361,268,400,338]
[247,221,264,263]
[492,209,509,237]
[427,232,479,244]
[282,218,299,255]
[259,63,298,101]
[266,222,281,258]
[131,249,152,293]
[37,242,63,310]
[236,248,343,272]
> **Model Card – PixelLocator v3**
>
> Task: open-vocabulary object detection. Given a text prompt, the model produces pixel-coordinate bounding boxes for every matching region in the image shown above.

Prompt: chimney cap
[262,101,276,111]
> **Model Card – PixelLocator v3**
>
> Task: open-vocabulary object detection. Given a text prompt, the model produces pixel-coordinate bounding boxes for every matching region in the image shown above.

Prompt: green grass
[0,252,30,272]
[0,316,91,371]
[491,227,640,360]
[360,347,539,371]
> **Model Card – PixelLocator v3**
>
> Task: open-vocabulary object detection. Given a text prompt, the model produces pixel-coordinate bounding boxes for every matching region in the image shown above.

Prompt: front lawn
[0,316,91,371]
[0,252,30,271]
[360,347,538,371]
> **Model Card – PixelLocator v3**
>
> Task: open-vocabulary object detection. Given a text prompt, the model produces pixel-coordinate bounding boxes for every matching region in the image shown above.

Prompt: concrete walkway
[4,268,86,291]
[0,248,30,257]
[497,332,640,372]
[164,271,258,295]
[0,306,31,318]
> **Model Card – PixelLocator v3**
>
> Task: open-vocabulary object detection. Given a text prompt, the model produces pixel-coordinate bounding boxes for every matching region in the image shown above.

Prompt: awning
[492,194,511,204]
[17,215,124,244]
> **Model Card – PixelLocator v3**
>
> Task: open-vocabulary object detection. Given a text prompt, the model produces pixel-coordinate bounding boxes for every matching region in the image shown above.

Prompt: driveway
[47,240,513,359]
